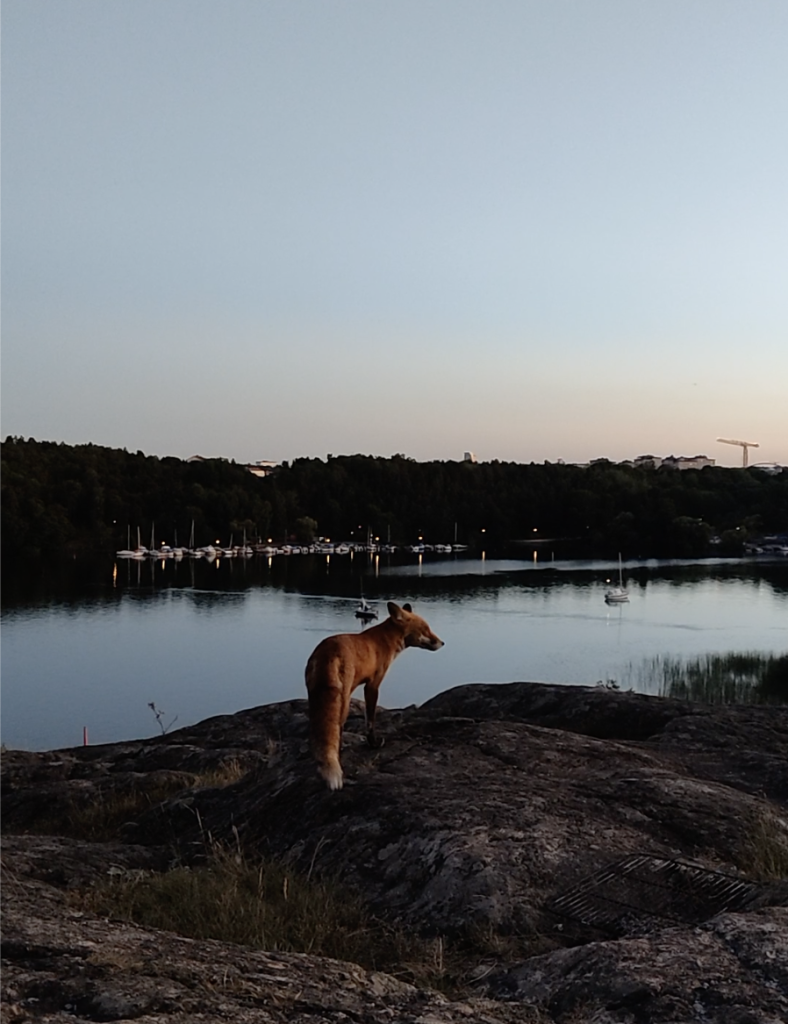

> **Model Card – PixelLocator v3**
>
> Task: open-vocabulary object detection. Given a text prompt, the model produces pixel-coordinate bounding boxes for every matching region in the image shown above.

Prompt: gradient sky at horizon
[2,0,786,466]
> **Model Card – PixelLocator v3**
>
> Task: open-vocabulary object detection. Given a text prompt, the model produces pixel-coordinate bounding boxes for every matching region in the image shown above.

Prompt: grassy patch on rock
[82,842,552,993]
[15,761,250,842]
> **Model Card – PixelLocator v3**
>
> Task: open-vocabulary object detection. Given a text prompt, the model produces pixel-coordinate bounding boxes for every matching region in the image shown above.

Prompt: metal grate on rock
[546,854,765,934]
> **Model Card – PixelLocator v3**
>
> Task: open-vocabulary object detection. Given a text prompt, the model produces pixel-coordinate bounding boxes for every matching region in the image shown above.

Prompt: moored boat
[355,597,378,623]
[605,553,629,604]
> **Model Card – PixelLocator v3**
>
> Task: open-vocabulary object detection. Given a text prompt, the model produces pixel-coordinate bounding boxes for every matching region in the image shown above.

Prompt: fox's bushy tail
[308,685,344,790]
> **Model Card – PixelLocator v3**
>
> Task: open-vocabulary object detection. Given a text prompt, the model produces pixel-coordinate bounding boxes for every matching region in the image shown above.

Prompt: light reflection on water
[1,555,786,751]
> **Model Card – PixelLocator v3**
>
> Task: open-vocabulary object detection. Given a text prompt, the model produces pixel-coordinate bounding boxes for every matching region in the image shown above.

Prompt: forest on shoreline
[2,436,787,564]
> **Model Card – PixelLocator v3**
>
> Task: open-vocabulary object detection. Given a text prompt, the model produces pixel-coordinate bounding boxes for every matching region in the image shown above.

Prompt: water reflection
[5,553,787,609]
[2,554,786,751]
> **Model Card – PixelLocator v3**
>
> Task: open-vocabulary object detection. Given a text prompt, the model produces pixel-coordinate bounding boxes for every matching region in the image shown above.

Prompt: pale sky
[2,0,786,466]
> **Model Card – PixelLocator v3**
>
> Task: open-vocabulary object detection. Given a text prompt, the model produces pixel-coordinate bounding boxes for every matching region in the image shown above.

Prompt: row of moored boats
[116,543,254,561]
[117,535,470,561]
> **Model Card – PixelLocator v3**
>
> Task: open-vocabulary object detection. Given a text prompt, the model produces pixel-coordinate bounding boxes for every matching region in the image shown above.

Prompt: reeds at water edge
[621,652,788,705]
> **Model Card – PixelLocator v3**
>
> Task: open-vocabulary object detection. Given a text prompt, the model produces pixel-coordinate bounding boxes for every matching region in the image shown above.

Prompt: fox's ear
[402,603,412,612]
[387,601,403,620]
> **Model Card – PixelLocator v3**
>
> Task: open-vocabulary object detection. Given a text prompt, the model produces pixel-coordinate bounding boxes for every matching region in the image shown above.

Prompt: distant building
[621,454,715,471]
[245,460,279,478]
[631,454,662,469]
[661,455,715,471]
[463,451,477,463]
[187,454,278,476]
[187,454,231,463]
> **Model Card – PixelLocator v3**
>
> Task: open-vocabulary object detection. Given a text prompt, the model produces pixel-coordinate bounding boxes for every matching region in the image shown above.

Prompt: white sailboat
[355,596,379,622]
[605,554,629,604]
[236,529,254,558]
[170,527,186,560]
[130,526,148,559]
[187,520,203,557]
[116,524,135,558]
[147,523,173,559]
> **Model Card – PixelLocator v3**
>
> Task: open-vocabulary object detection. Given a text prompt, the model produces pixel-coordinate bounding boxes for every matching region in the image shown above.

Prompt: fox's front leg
[364,682,385,748]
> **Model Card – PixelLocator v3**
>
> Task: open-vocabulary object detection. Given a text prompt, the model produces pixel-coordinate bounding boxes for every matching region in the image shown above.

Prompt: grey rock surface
[3,682,788,1023]
[483,906,788,1023]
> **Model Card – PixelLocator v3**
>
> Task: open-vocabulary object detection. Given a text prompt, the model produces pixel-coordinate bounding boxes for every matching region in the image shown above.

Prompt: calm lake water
[2,553,787,751]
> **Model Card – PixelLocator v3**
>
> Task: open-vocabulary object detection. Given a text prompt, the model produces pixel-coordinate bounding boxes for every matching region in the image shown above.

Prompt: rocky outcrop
[484,906,788,1022]
[3,682,788,1023]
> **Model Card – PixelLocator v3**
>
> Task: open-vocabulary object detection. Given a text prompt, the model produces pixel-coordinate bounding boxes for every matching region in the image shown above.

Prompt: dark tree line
[273,454,787,556]
[2,437,787,563]
[1,438,274,561]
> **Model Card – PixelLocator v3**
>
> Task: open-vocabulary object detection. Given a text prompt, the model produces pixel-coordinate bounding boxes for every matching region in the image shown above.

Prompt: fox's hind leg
[364,682,385,749]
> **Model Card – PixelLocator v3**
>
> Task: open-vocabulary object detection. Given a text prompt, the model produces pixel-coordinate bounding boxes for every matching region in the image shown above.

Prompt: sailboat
[236,528,254,558]
[148,522,173,558]
[451,520,468,552]
[187,520,203,557]
[171,527,186,560]
[130,526,148,559]
[116,525,136,558]
[605,554,629,604]
[354,594,379,623]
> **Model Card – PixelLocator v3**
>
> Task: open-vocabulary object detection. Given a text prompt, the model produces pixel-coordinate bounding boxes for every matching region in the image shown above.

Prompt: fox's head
[387,601,444,651]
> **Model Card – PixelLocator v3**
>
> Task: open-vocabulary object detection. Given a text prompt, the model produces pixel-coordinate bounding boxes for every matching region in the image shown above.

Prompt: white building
[245,460,279,478]
[661,455,716,471]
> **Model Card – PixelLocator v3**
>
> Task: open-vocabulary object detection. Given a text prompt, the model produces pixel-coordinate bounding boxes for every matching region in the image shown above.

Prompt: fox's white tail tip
[319,763,344,791]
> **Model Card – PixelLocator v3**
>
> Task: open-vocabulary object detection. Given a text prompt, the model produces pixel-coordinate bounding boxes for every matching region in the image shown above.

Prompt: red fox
[305,601,444,790]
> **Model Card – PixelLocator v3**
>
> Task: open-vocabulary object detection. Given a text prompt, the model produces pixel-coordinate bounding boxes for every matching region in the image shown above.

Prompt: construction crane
[717,438,759,468]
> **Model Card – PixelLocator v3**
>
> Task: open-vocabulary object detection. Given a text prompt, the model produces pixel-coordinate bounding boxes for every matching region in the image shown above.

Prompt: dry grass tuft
[81,841,547,994]
[738,810,788,881]
[193,757,250,789]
